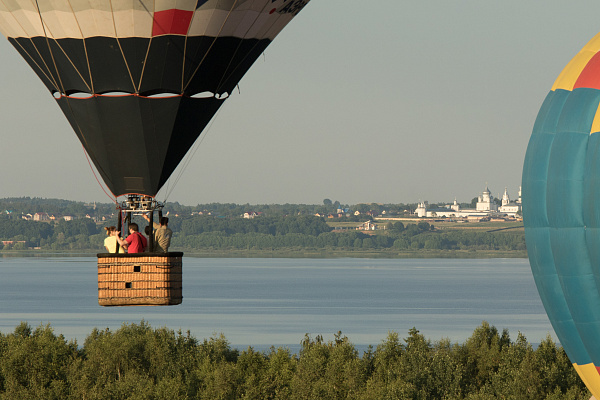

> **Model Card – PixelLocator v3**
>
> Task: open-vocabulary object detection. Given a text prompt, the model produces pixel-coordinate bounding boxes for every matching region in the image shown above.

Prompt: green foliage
[178,215,331,237]
[0,219,53,245]
[0,322,77,400]
[0,322,590,399]
[0,197,526,253]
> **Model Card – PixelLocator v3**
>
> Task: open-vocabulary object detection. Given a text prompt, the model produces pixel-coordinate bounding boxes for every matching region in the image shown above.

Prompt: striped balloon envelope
[523,32,600,397]
[0,0,310,197]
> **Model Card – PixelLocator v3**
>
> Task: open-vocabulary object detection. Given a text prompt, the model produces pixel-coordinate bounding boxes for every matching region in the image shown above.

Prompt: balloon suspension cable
[161,103,227,202]
[80,143,118,205]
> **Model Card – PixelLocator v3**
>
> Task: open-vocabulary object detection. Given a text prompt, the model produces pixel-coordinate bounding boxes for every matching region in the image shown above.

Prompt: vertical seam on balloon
[65,0,94,93]
[8,38,60,91]
[181,37,190,94]
[46,39,93,93]
[181,0,206,94]
[162,0,242,198]
[1,0,61,91]
[109,0,138,94]
[34,1,93,94]
[581,99,600,363]
[213,3,269,92]
[182,0,240,93]
[16,3,112,199]
[34,0,68,95]
[33,0,111,198]
[181,5,194,94]
[214,3,282,94]
[136,0,155,93]
[179,2,220,94]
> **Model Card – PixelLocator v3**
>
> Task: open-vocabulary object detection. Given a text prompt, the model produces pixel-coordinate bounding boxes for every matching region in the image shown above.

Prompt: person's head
[160,217,169,226]
[144,226,152,236]
[105,226,116,236]
[128,223,139,233]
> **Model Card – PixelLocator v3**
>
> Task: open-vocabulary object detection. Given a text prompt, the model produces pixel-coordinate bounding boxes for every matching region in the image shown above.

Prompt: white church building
[415,186,522,218]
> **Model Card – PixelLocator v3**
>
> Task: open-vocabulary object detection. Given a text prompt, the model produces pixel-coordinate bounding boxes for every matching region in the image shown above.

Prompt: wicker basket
[97,252,183,306]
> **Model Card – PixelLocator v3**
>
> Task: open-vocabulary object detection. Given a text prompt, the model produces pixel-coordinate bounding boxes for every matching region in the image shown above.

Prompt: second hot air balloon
[523,32,600,397]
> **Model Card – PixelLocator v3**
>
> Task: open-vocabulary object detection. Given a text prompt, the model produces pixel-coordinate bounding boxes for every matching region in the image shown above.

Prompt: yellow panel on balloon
[573,363,600,399]
[552,32,600,91]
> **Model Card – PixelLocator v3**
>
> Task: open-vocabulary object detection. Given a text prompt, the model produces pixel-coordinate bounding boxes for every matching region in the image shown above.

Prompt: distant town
[411,185,522,221]
[1,185,522,226]
[0,187,525,253]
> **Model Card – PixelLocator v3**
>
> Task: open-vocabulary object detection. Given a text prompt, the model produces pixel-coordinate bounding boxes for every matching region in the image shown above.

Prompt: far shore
[0,248,528,259]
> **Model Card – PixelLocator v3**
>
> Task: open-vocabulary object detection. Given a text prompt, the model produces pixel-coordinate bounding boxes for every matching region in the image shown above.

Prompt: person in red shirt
[117,223,147,253]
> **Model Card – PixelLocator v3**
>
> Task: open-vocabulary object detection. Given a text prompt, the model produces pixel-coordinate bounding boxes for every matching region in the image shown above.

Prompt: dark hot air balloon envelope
[0,0,311,307]
[0,0,310,197]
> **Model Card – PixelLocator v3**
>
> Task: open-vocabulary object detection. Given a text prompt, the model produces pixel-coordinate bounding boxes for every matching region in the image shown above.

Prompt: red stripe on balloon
[574,52,600,90]
[152,9,194,36]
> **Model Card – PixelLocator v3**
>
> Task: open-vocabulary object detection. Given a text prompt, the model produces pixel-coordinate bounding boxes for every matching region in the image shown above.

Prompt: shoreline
[0,248,528,259]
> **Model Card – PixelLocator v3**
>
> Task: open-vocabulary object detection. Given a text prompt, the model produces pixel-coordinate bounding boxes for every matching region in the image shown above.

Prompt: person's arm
[143,214,160,229]
[116,234,129,249]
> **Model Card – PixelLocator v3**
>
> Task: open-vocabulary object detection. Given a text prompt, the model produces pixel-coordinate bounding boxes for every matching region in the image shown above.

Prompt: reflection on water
[0,257,552,350]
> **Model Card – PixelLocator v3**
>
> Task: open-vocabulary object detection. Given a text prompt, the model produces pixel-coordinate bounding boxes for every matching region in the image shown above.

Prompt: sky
[1,1,600,206]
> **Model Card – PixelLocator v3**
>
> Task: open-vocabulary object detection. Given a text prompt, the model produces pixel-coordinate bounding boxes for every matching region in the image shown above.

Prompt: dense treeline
[175,215,332,236]
[0,215,525,253]
[0,197,417,219]
[0,198,525,253]
[0,321,588,399]
[172,221,525,253]
[0,218,102,250]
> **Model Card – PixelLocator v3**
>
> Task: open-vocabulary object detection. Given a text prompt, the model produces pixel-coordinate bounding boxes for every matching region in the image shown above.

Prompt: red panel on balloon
[574,52,600,90]
[152,9,194,36]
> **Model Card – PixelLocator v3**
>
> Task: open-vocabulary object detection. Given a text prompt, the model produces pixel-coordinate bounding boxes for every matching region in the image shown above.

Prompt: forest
[0,198,525,255]
[0,215,525,255]
[0,321,588,400]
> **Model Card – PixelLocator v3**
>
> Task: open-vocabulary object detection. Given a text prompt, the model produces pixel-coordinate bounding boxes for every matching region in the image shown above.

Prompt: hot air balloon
[0,0,310,306]
[523,33,600,396]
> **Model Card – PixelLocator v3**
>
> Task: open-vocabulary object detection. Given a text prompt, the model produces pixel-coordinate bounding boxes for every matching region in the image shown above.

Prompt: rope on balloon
[159,100,228,203]
[33,0,117,204]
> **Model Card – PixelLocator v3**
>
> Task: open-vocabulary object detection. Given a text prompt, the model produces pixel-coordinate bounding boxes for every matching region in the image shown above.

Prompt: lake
[0,256,553,351]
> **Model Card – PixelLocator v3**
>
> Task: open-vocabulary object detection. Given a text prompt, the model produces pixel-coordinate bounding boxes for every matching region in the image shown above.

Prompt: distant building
[415,201,428,218]
[33,212,50,221]
[498,187,521,216]
[243,212,262,219]
[359,220,377,231]
[476,186,498,212]
[416,185,522,219]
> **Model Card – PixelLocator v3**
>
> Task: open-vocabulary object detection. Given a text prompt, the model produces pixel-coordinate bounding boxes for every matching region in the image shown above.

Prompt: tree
[0,323,77,399]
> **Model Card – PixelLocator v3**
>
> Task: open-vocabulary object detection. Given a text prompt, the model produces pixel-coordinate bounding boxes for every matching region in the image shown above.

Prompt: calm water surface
[0,256,553,350]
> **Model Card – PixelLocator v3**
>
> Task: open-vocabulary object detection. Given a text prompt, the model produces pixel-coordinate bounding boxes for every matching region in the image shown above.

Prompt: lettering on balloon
[276,0,309,16]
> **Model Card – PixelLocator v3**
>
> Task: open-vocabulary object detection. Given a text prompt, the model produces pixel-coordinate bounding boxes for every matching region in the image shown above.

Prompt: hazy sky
[1,1,599,206]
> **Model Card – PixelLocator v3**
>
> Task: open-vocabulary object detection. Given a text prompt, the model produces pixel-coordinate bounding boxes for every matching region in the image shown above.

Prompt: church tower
[502,187,510,206]
[476,185,498,212]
